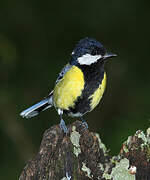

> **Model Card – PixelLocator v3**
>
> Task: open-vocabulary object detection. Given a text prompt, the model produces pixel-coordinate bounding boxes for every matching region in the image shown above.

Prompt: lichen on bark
[19,121,150,180]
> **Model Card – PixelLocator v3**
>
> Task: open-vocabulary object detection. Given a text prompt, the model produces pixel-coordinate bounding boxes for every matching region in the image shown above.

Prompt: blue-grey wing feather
[55,63,72,84]
[20,64,72,118]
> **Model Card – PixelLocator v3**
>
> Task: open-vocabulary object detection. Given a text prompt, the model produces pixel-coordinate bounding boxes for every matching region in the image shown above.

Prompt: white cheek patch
[77,54,102,65]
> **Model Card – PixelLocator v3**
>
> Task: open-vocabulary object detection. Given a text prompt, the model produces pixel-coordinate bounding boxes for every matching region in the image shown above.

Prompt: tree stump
[19,121,150,180]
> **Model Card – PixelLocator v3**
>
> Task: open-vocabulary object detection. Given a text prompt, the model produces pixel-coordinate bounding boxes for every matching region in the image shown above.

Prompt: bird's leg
[80,117,88,130]
[58,109,68,134]
[60,118,68,134]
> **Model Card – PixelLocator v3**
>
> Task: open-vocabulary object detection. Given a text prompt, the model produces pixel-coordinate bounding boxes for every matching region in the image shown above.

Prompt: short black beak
[103,52,117,59]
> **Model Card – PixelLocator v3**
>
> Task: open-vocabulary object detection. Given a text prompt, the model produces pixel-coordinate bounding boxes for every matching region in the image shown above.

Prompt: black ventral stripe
[67,60,105,115]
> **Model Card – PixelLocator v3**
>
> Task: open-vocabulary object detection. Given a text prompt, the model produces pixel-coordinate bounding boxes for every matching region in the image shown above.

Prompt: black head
[70,37,116,65]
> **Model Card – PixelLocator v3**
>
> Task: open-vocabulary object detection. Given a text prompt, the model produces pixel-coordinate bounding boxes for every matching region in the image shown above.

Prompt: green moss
[146,128,150,144]
[98,163,104,171]
[102,172,112,179]
[81,162,92,179]
[110,158,135,180]
[123,144,129,153]
[147,128,150,136]
[102,158,135,180]
[137,131,147,143]
[95,133,107,153]
[70,126,81,157]
[126,136,132,145]
[110,156,120,164]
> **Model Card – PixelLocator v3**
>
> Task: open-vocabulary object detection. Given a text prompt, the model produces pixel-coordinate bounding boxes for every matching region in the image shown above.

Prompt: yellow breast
[90,72,106,111]
[53,66,84,110]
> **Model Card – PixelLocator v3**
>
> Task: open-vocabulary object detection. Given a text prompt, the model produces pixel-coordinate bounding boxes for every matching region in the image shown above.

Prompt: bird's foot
[59,119,68,134]
[80,117,88,131]
[82,121,88,130]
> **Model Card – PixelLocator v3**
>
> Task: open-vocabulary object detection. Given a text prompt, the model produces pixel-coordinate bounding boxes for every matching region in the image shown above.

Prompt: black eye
[91,49,97,55]
[92,47,106,56]
[100,47,106,56]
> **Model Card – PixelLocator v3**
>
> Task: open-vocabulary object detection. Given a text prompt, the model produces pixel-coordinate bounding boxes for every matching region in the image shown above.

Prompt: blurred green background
[0,0,150,179]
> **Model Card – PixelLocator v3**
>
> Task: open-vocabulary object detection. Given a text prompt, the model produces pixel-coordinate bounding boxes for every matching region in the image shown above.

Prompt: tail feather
[20,96,53,118]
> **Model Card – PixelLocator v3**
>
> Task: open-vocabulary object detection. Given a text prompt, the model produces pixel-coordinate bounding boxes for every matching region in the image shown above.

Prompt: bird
[20,37,117,133]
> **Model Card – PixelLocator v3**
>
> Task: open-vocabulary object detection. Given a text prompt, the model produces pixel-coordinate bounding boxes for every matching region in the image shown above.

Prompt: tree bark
[19,121,150,180]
